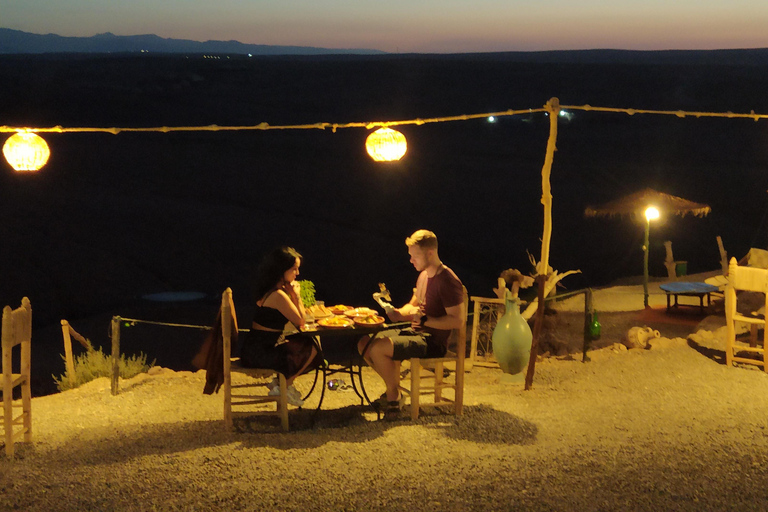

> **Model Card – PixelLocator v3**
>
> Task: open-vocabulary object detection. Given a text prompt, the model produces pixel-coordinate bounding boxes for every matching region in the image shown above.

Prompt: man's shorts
[376,328,444,361]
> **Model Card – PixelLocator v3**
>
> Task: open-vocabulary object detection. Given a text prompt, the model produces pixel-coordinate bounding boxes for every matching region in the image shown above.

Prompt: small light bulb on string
[3,131,50,172]
[365,127,407,162]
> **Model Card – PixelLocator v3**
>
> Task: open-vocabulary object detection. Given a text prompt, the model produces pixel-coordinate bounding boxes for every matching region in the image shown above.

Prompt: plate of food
[317,316,354,329]
[344,307,378,317]
[307,304,333,319]
[329,304,353,315]
[353,315,385,326]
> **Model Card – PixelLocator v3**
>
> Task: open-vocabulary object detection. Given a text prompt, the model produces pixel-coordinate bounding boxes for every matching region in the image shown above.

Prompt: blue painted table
[659,282,719,313]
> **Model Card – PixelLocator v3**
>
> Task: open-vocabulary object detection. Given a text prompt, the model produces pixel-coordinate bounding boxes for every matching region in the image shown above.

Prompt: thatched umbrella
[585,188,711,308]
[584,188,711,219]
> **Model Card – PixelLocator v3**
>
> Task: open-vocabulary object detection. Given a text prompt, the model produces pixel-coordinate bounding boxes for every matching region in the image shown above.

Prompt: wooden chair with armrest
[398,286,468,420]
[1,297,32,457]
[725,258,768,372]
[220,288,290,432]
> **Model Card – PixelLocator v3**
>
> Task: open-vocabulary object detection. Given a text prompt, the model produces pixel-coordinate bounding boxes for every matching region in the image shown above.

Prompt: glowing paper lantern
[365,127,407,162]
[3,132,50,171]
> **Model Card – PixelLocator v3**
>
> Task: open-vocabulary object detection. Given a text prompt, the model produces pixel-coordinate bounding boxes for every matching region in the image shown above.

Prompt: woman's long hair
[252,246,302,304]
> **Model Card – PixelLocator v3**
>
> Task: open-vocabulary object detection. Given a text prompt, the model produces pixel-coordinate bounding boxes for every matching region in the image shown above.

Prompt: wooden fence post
[61,320,77,388]
[111,316,120,396]
[582,289,594,363]
[61,319,96,388]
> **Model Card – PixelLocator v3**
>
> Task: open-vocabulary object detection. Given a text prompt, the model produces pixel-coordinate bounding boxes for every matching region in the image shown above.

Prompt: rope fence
[107,316,251,395]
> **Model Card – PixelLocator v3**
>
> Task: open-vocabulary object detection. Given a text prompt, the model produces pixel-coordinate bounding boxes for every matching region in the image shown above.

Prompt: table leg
[302,368,321,401]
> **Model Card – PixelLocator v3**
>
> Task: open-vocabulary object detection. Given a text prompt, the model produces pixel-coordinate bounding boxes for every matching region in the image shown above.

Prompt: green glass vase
[492,294,533,375]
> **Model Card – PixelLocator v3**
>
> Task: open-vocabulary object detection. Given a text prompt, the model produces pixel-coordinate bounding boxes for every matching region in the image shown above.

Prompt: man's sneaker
[384,394,405,421]
[287,385,303,402]
[268,385,304,407]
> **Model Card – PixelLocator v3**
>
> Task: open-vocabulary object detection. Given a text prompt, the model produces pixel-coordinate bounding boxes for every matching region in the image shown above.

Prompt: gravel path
[3,325,768,511]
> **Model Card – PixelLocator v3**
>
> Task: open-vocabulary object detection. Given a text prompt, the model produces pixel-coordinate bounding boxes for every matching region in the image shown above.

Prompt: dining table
[284,317,411,416]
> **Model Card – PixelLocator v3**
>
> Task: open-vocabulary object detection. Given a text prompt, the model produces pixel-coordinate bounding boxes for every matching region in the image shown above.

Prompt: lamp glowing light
[365,127,407,162]
[642,205,660,308]
[3,132,50,172]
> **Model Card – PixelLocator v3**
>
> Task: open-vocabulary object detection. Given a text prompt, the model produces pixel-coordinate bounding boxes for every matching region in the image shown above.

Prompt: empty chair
[725,258,767,372]
[1,297,32,457]
[399,286,468,420]
[219,288,290,431]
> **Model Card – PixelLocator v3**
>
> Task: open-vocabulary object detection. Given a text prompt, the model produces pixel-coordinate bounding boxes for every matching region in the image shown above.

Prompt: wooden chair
[1,297,32,457]
[725,258,768,372]
[399,286,468,420]
[220,288,290,432]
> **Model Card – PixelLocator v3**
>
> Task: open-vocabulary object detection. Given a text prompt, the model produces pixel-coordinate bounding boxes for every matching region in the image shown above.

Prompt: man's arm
[385,293,420,322]
[423,302,465,331]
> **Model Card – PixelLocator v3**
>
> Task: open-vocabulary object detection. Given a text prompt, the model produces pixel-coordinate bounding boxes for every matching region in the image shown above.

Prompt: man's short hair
[405,229,438,250]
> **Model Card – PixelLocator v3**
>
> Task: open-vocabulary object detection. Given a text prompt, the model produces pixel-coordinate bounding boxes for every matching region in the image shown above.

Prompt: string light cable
[2,102,768,170]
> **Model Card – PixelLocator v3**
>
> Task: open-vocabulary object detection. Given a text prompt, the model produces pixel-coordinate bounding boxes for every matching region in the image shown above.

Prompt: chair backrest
[453,286,469,375]
[2,297,32,381]
[221,287,237,394]
[445,286,469,349]
[2,297,32,457]
[729,257,768,294]
[746,249,768,269]
[450,286,469,360]
[221,287,237,359]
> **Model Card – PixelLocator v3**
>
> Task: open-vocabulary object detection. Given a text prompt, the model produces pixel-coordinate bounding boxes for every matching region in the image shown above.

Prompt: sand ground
[2,272,768,511]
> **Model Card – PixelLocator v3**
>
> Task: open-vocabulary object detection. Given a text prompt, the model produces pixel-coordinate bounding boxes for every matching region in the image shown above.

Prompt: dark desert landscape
[2,50,768,393]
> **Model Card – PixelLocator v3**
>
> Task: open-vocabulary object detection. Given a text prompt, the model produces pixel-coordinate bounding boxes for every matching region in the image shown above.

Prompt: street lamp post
[643,206,660,308]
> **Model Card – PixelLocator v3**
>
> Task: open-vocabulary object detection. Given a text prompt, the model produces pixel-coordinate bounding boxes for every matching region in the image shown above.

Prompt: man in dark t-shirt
[357,229,465,419]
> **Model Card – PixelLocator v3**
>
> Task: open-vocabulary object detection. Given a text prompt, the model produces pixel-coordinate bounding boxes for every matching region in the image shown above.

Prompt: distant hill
[4,28,768,64]
[3,28,768,64]
[0,28,386,55]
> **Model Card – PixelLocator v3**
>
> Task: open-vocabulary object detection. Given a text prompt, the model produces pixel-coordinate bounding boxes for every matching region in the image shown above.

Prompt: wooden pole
[643,218,650,309]
[538,97,559,272]
[525,97,560,390]
[111,316,120,396]
[61,320,77,388]
[582,288,593,363]
[716,236,728,274]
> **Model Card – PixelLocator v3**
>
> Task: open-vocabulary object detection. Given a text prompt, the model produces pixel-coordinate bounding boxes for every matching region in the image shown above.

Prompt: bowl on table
[329,304,353,315]
[317,316,354,329]
[344,307,377,318]
[353,315,385,326]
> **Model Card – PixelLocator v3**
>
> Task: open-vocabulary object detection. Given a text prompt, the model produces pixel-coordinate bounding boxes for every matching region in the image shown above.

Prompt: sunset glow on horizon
[2,0,768,53]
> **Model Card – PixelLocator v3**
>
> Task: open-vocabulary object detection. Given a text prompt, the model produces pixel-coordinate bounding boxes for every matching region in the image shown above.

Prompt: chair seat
[733,313,766,326]
[230,359,276,378]
[412,356,455,366]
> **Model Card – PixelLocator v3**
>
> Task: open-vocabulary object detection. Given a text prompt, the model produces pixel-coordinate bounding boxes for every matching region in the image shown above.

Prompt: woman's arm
[265,287,305,328]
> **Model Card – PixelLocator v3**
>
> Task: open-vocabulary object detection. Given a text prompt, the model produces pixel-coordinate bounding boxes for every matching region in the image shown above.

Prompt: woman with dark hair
[240,246,321,406]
